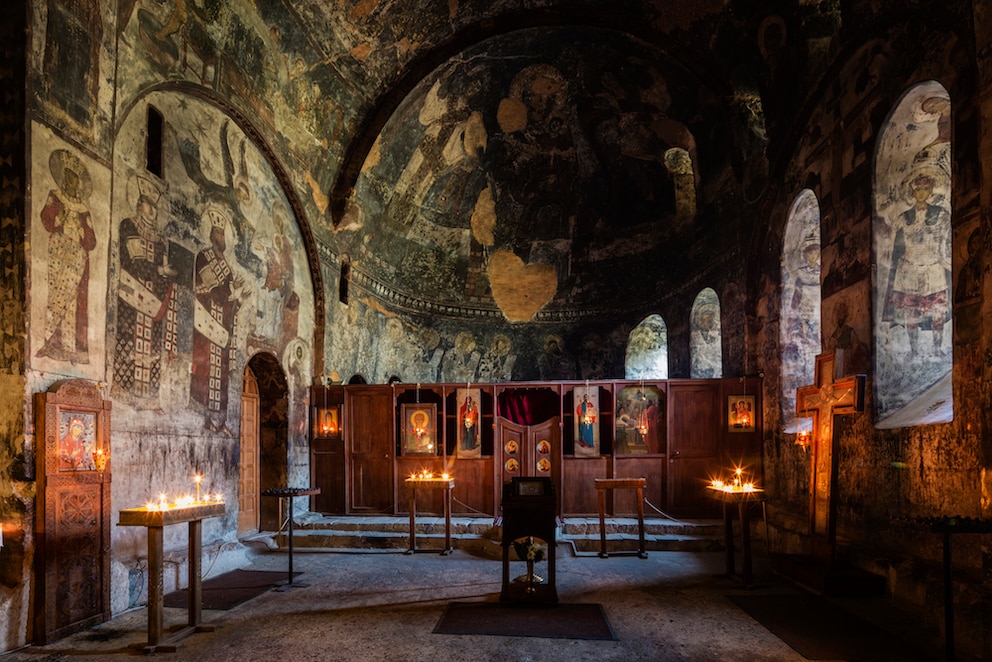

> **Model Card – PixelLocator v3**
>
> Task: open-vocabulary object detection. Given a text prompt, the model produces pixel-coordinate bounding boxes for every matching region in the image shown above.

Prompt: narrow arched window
[664,148,696,218]
[690,288,722,378]
[780,189,821,432]
[339,254,351,305]
[873,80,952,428]
[625,314,669,379]
[146,105,164,178]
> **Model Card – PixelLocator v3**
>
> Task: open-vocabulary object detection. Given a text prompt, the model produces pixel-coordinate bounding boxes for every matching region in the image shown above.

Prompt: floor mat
[728,594,929,661]
[433,602,616,640]
[164,569,300,610]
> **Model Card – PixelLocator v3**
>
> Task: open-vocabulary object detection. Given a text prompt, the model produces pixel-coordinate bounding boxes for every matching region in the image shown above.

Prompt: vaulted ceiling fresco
[343,26,728,318]
[106,0,829,324]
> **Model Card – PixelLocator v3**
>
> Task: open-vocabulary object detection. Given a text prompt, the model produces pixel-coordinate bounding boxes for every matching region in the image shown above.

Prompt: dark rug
[164,569,300,610]
[434,602,616,640]
[729,594,929,661]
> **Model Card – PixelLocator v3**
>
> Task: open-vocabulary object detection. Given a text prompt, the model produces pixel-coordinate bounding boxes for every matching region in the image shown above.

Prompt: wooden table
[260,486,321,589]
[707,486,766,587]
[118,502,226,652]
[594,477,648,558]
[404,476,454,555]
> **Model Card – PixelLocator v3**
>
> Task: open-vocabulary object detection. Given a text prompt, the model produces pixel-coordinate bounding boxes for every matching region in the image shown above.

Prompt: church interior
[1,0,991,658]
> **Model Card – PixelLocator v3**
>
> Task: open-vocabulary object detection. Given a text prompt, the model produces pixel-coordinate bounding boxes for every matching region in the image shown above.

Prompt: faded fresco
[625,314,669,379]
[323,288,643,383]
[780,189,821,432]
[348,27,704,320]
[824,284,869,376]
[872,81,952,428]
[108,92,314,432]
[690,288,722,378]
[29,0,115,149]
[29,122,110,381]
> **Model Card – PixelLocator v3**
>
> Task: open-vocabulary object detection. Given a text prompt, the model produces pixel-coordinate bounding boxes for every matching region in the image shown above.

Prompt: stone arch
[115,82,324,376]
[107,87,317,438]
[246,352,288,531]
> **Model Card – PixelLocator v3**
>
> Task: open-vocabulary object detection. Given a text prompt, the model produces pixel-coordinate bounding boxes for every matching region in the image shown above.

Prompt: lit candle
[194,474,202,502]
[441,473,449,480]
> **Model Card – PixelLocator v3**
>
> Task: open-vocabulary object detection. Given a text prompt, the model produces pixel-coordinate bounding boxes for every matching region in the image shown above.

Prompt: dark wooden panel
[449,459,495,516]
[497,418,526,484]
[613,456,665,515]
[311,437,345,514]
[346,387,394,513]
[561,457,608,515]
[667,381,722,518]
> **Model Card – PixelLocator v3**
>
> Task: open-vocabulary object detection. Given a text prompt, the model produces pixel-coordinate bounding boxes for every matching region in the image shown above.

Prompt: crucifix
[796,352,866,561]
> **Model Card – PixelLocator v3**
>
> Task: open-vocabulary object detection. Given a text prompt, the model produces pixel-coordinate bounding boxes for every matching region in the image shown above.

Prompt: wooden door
[311,386,346,514]
[238,369,260,534]
[497,417,560,512]
[667,381,722,517]
[346,386,394,513]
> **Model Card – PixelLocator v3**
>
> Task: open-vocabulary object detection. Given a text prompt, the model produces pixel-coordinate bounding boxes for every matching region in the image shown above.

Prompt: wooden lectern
[500,477,557,604]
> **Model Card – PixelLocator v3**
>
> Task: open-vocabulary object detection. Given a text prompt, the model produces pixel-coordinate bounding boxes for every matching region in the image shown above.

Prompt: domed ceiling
[247,0,811,323]
[332,22,744,321]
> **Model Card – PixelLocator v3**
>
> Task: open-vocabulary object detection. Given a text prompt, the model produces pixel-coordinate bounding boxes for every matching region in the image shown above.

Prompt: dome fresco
[342,25,737,317]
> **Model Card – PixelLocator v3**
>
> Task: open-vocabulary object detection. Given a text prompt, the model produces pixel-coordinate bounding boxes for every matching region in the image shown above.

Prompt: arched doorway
[240,353,289,534]
[238,366,260,535]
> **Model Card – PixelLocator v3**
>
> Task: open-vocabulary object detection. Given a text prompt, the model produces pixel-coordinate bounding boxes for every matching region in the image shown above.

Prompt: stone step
[273,515,750,556]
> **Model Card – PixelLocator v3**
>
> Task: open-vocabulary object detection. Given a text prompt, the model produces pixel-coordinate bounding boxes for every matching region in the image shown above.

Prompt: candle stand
[404,476,454,555]
[118,502,226,652]
[260,486,321,589]
[594,477,648,558]
[706,486,766,587]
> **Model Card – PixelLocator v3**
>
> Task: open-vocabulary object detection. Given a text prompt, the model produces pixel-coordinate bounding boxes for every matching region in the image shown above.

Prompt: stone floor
[3,537,949,662]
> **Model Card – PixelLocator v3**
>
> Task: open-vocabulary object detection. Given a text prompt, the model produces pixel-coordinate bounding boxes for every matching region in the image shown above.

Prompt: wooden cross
[796,352,866,561]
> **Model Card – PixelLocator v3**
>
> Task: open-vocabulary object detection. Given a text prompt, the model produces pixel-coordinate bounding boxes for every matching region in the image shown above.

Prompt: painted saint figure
[884,173,951,356]
[113,176,176,409]
[459,395,479,451]
[38,150,96,363]
[576,394,596,448]
[191,207,244,435]
[59,416,94,471]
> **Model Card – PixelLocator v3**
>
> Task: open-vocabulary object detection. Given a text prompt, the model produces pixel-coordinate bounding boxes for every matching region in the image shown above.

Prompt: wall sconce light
[795,419,812,449]
[92,448,108,478]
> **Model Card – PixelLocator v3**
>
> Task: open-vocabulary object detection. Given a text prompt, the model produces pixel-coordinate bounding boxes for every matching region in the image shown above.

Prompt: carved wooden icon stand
[34,379,112,643]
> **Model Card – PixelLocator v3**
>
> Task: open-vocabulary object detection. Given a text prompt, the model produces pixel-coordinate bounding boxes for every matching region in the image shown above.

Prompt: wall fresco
[780,189,821,432]
[108,92,315,432]
[29,123,110,382]
[872,80,952,429]
[29,0,114,151]
[689,288,722,378]
[625,314,669,380]
[349,27,705,318]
